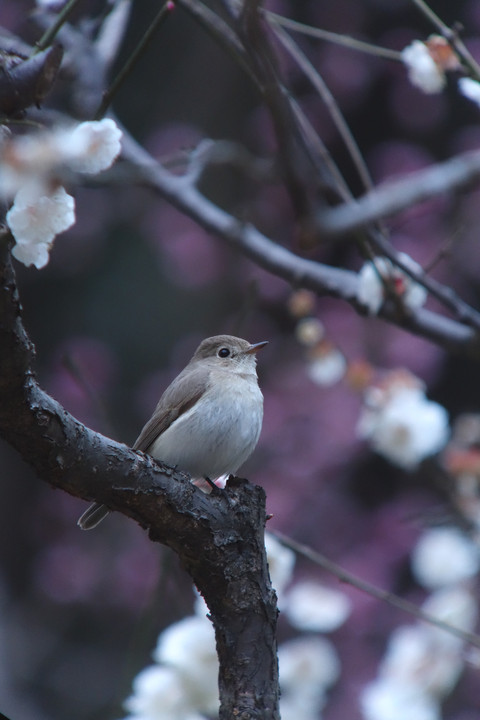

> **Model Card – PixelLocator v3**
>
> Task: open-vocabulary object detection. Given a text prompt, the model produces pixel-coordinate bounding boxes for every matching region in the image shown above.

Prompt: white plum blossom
[279,636,340,720]
[58,118,123,174]
[0,119,122,195]
[284,580,351,632]
[458,77,480,108]
[422,585,478,649]
[279,636,341,689]
[361,677,441,720]
[382,623,463,699]
[123,665,206,720]
[122,614,218,720]
[279,692,327,720]
[265,532,296,603]
[124,591,343,720]
[153,616,219,716]
[411,526,480,589]
[357,253,427,315]
[295,317,324,346]
[307,346,347,386]
[361,586,477,720]
[357,377,449,470]
[401,40,446,94]
[7,185,75,269]
[1,119,122,268]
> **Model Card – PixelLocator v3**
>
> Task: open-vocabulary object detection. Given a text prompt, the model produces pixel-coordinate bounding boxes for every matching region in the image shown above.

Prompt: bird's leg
[204,476,221,491]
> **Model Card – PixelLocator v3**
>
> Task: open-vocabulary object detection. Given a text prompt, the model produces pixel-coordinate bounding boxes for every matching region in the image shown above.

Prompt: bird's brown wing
[132,363,209,452]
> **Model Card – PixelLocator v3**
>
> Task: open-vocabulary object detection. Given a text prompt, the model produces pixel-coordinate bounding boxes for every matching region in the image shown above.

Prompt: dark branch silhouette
[0,239,279,719]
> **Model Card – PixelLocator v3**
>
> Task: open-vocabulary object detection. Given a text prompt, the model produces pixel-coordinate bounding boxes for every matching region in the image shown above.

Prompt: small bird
[77,335,267,529]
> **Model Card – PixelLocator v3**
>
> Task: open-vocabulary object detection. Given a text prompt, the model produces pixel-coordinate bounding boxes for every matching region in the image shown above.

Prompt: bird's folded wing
[132,364,210,453]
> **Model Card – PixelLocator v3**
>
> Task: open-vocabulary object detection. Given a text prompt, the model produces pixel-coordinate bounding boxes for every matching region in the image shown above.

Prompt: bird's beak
[245,340,268,355]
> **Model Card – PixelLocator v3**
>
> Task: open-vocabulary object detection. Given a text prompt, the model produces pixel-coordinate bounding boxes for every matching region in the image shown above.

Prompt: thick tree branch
[0,241,279,720]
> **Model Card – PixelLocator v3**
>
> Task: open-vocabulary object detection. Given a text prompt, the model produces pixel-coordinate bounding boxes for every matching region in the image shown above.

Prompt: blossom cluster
[288,287,449,471]
[288,290,347,387]
[444,413,480,532]
[0,118,122,268]
[361,525,479,720]
[356,253,427,316]
[402,35,480,111]
[122,534,351,720]
[357,370,449,470]
[401,36,460,94]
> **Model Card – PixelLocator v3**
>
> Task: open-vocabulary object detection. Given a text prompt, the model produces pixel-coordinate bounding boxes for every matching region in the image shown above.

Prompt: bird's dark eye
[218,347,230,358]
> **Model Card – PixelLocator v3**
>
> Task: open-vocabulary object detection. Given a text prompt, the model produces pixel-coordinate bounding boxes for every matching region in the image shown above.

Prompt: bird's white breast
[149,371,263,479]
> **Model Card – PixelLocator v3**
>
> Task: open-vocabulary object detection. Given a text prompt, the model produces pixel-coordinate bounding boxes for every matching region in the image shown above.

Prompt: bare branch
[34,0,83,53]
[177,0,259,87]
[95,0,132,70]
[273,532,480,649]
[270,20,374,193]
[287,96,352,202]
[264,10,403,61]
[235,3,320,222]
[94,0,175,120]
[369,230,480,332]
[119,127,480,352]
[318,149,480,235]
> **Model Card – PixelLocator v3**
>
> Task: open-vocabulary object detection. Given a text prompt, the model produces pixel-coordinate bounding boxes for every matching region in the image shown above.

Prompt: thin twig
[288,96,352,203]
[34,0,83,54]
[239,0,262,25]
[269,19,391,267]
[271,20,374,193]
[265,11,403,62]
[94,0,175,120]
[423,231,457,274]
[176,0,259,88]
[237,3,317,221]
[273,531,480,649]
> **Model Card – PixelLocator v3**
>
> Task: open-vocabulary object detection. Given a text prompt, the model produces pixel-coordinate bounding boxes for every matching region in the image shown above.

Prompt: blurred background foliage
[2,0,480,719]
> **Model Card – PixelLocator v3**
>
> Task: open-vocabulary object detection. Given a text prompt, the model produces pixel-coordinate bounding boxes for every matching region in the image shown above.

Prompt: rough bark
[0,238,279,720]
